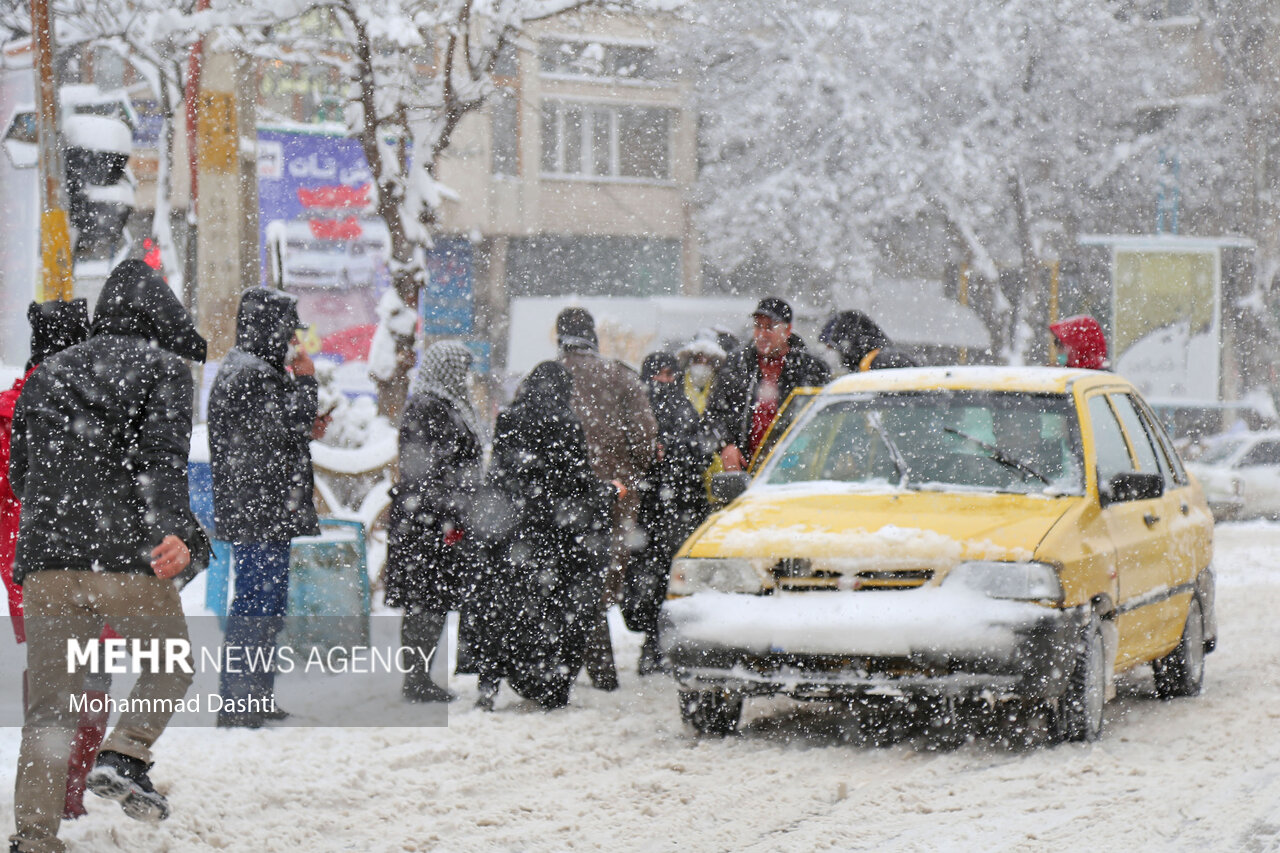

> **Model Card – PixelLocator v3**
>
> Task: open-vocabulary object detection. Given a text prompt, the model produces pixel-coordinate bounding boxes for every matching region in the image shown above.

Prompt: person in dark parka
[818,309,919,373]
[626,352,713,675]
[384,341,483,703]
[472,361,619,711]
[208,287,319,727]
[705,298,831,471]
[9,260,209,853]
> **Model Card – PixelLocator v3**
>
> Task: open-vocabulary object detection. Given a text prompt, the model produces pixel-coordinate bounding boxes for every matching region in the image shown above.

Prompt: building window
[540,101,672,181]
[491,88,519,177]
[539,39,660,81]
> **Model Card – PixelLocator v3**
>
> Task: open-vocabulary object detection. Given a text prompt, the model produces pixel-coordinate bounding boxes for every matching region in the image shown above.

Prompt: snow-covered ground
[4,522,1280,852]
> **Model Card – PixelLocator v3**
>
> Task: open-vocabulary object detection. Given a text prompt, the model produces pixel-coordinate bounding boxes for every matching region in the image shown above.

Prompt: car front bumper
[660,589,1088,702]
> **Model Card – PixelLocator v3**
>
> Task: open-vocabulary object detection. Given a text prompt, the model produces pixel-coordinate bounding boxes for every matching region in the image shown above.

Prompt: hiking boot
[85,750,170,823]
[260,705,291,722]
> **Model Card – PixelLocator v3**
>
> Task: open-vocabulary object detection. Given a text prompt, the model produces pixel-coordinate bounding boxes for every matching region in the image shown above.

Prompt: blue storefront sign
[421,237,475,336]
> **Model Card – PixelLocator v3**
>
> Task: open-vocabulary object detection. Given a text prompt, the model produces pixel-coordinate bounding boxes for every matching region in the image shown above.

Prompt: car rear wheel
[1153,597,1205,699]
[1052,614,1106,743]
[679,689,743,736]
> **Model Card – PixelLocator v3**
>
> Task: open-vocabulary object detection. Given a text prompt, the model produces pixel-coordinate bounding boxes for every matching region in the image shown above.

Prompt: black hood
[515,360,574,412]
[26,298,90,370]
[92,259,207,362]
[234,288,300,370]
[819,310,889,370]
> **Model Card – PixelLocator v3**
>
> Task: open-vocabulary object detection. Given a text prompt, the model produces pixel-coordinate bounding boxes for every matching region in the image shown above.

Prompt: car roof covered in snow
[824,365,1131,396]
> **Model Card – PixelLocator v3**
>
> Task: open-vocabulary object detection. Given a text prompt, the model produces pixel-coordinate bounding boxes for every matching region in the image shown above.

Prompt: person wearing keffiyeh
[383,341,484,703]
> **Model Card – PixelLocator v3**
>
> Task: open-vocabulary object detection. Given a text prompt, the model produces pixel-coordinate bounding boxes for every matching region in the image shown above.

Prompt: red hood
[1050,315,1108,369]
[0,369,33,420]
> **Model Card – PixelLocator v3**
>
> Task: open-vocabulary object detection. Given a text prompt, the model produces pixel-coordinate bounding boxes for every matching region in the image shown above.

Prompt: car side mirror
[710,471,751,503]
[1103,471,1164,505]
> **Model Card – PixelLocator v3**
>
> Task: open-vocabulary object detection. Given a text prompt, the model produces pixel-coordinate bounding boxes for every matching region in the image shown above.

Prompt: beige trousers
[11,570,192,853]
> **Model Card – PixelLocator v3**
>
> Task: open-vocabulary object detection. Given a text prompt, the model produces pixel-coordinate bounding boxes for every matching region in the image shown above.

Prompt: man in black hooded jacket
[8,259,210,853]
[208,288,319,727]
[818,309,919,373]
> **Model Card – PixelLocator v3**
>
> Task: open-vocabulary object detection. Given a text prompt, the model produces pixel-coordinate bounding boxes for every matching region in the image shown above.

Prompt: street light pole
[30,0,73,301]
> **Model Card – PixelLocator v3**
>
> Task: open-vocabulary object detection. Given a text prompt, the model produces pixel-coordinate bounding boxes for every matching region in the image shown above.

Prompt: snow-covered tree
[230,0,644,420]
[677,0,1191,360]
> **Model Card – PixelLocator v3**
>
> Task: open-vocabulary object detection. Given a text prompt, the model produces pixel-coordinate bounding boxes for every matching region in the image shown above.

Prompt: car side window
[1088,395,1136,486]
[1132,396,1190,487]
[1240,441,1280,467]
[1109,394,1164,477]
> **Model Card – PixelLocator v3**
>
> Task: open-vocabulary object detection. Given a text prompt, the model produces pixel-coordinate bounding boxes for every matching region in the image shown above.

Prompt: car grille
[770,559,934,592]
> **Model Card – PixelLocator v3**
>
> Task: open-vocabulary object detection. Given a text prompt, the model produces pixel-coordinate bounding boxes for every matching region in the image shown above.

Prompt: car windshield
[1194,438,1248,465]
[759,390,1085,495]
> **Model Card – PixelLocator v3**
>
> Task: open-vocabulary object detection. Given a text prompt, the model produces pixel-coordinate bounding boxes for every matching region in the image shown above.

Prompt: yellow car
[661,366,1216,741]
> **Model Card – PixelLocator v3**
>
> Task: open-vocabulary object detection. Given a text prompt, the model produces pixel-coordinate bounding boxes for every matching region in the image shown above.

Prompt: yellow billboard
[1112,248,1218,400]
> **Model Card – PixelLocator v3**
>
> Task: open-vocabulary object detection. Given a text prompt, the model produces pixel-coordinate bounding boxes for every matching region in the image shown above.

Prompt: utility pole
[30,0,73,300]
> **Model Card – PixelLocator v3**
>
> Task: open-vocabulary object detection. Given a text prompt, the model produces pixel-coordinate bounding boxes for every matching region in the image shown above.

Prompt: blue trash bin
[281,519,371,656]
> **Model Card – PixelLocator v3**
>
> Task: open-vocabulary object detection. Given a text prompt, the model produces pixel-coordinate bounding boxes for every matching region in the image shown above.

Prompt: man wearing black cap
[555,307,657,691]
[208,288,319,727]
[706,297,831,471]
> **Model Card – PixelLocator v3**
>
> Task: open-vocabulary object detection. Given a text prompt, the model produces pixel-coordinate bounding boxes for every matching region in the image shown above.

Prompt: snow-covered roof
[826,364,1099,395]
[849,279,992,349]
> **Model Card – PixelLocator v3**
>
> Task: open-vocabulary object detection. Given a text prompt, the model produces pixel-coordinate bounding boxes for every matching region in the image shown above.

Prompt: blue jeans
[219,542,291,712]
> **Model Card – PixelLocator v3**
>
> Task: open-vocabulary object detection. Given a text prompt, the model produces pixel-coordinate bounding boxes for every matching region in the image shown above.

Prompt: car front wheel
[679,689,744,736]
[1052,614,1106,743]
[1153,597,1206,699]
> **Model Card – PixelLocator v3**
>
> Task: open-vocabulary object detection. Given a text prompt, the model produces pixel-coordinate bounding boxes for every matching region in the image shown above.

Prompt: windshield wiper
[867,412,911,488]
[943,426,1050,485]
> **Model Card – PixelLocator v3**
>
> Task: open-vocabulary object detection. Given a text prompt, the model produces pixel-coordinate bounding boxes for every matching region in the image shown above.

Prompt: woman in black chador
[383,341,483,703]
[472,361,619,710]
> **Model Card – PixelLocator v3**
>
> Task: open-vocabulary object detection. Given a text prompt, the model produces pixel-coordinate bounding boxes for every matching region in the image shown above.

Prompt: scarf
[411,340,481,441]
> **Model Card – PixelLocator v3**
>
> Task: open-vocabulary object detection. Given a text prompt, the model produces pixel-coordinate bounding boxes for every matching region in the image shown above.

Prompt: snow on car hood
[684,484,1073,570]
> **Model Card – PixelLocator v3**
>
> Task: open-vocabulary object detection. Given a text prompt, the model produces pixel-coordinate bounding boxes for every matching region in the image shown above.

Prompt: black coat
[819,310,920,372]
[383,391,482,612]
[208,290,319,543]
[9,260,210,584]
[625,379,714,634]
[704,343,831,454]
[472,362,615,708]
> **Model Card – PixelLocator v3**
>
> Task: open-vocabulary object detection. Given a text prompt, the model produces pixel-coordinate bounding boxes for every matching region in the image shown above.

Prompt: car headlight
[668,558,764,596]
[945,561,1062,602]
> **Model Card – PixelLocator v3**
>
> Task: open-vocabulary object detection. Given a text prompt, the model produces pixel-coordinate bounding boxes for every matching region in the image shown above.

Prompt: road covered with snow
[3,522,1280,852]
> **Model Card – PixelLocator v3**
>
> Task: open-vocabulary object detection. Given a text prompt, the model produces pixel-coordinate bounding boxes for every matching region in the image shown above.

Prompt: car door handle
[1143,513,1161,527]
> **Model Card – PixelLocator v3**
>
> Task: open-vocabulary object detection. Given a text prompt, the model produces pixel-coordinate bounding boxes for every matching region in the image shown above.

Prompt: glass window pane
[610,46,657,79]
[1110,394,1162,474]
[539,102,558,173]
[563,105,583,174]
[590,107,613,176]
[1089,396,1137,484]
[618,107,670,179]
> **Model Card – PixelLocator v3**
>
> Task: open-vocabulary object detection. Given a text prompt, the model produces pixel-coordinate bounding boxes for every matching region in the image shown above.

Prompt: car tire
[1153,597,1206,699]
[1052,614,1106,743]
[679,689,743,736]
